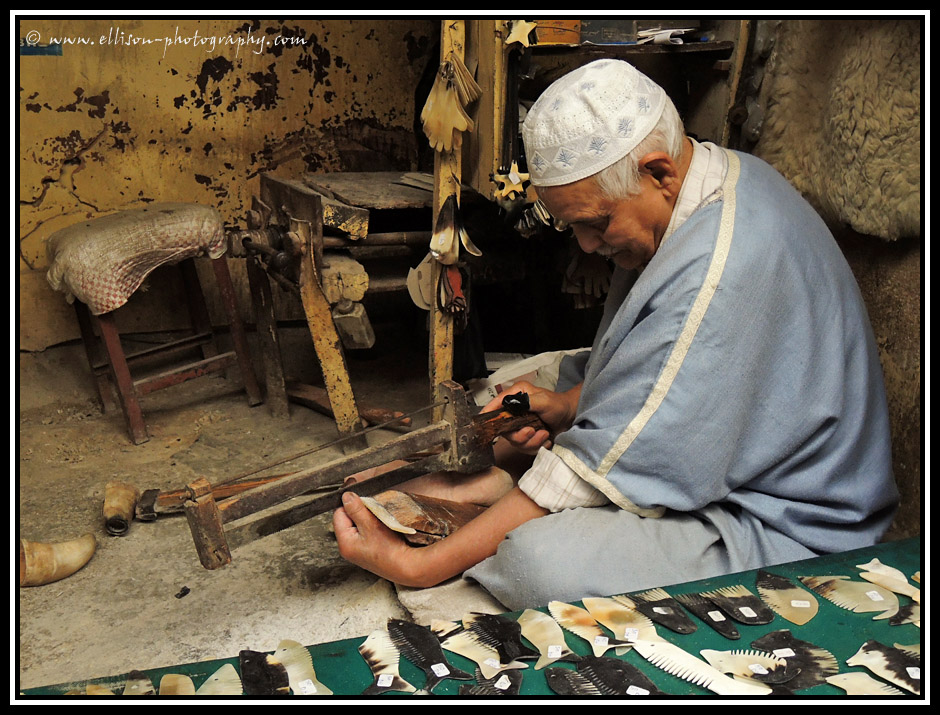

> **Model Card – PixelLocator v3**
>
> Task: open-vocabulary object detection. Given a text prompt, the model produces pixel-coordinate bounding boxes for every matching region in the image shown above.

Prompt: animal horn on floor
[18,533,97,587]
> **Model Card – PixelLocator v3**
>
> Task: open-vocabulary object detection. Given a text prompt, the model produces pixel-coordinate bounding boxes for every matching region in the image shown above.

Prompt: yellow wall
[18,17,437,349]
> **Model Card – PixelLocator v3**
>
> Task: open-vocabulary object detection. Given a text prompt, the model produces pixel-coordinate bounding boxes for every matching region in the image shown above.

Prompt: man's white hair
[592,100,686,200]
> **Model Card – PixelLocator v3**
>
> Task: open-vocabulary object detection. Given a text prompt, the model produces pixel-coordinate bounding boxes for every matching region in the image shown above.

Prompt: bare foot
[345,461,515,507]
[397,467,515,506]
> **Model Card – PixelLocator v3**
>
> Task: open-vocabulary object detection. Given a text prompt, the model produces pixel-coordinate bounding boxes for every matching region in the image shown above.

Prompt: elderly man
[333,59,898,610]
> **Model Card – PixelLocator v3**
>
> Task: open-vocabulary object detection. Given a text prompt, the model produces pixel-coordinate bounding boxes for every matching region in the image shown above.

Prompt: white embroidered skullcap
[522,59,667,187]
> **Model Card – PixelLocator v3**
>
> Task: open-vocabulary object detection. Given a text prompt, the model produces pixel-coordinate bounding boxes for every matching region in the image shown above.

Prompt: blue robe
[466,150,898,610]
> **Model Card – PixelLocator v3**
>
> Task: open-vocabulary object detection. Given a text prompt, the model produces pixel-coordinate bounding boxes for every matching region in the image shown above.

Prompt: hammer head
[135,489,161,522]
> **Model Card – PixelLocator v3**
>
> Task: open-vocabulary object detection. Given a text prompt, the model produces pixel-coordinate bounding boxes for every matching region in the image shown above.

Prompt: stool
[45,204,263,444]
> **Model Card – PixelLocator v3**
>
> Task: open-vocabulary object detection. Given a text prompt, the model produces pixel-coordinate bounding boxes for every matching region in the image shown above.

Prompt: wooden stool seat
[46,204,262,444]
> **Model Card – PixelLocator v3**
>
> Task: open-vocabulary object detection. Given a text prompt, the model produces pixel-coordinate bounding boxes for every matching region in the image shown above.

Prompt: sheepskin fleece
[754,19,921,241]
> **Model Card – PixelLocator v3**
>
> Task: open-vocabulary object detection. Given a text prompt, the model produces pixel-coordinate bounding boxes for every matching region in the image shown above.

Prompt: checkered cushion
[45,203,227,315]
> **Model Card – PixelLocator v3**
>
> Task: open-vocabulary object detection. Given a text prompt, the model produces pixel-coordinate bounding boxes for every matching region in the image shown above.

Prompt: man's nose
[573,228,602,253]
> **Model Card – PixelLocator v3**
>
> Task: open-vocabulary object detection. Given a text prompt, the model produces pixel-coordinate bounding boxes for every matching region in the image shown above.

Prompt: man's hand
[333,491,422,586]
[483,381,582,454]
[333,487,548,588]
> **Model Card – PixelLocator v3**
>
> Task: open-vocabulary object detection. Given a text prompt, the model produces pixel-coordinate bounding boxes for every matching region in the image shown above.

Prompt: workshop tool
[183,382,547,569]
[136,472,306,521]
[244,174,365,447]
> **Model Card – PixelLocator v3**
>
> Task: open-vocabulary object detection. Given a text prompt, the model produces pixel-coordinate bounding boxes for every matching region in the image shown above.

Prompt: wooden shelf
[531,40,735,59]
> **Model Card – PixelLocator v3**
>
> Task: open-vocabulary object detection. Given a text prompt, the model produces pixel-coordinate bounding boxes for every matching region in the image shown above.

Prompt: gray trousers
[464,502,818,611]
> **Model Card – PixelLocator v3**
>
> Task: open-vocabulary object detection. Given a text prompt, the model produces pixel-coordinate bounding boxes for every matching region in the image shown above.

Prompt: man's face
[537,155,680,271]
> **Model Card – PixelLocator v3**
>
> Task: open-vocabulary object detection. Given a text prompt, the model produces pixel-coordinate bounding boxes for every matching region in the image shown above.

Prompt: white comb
[631,638,770,696]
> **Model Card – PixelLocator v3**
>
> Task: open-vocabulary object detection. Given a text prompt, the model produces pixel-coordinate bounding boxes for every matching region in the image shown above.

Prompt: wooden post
[429,19,465,419]
[297,207,365,447]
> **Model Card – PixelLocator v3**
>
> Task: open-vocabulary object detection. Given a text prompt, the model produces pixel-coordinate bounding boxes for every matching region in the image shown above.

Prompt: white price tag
[790,599,811,608]
[707,610,726,622]
[652,606,673,615]
[377,673,394,687]
[773,648,796,658]
[593,635,609,647]
[740,606,758,618]
[495,674,512,691]
[431,662,450,677]
[623,627,639,641]
[748,663,769,675]
[298,678,318,694]
[484,658,501,669]
[626,685,650,695]
[907,666,921,680]
[547,645,563,658]
[866,590,885,602]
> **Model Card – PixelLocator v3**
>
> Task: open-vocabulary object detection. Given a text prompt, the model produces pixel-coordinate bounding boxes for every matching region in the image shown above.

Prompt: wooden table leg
[246,254,290,418]
[211,256,263,407]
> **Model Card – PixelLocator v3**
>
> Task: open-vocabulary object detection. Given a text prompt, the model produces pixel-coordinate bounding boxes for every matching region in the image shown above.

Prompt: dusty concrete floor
[15,326,502,692]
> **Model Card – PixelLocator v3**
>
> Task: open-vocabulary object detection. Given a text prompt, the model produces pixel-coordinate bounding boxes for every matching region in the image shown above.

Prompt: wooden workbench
[18,537,922,699]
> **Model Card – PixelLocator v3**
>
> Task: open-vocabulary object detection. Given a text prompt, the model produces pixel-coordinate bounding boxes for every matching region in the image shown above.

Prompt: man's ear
[638,152,680,193]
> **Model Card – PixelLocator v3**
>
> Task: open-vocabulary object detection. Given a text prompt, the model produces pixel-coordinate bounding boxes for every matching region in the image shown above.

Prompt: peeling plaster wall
[18,17,437,350]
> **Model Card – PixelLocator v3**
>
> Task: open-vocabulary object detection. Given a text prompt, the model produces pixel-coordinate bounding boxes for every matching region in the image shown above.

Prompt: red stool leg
[73,301,118,413]
[210,256,263,406]
[95,311,149,444]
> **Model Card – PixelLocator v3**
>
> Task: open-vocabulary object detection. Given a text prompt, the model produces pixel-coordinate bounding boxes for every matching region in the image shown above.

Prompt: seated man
[333,59,899,611]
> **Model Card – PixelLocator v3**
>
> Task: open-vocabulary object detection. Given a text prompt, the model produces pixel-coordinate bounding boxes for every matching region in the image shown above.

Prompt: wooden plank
[286,381,412,429]
[320,196,370,240]
[303,172,434,210]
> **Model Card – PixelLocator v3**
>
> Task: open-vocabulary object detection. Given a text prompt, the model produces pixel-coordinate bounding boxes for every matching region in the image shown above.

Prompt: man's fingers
[338,491,374,528]
[502,426,552,455]
[333,493,373,543]
[481,382,534,413]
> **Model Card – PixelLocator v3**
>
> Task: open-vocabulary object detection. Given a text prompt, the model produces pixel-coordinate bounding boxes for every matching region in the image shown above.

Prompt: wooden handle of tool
[471,407,550,447]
